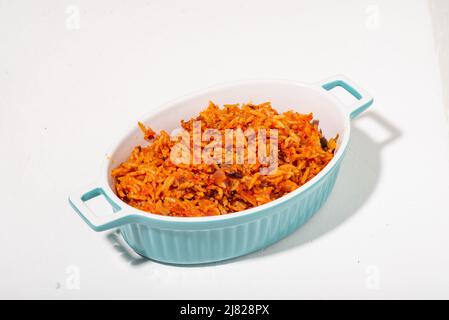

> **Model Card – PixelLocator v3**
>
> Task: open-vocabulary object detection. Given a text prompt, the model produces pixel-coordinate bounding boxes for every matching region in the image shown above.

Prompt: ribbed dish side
[120,164,340,264]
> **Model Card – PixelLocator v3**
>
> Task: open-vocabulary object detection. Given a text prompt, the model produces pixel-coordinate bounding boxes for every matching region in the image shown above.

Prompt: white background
[1,0,449,299]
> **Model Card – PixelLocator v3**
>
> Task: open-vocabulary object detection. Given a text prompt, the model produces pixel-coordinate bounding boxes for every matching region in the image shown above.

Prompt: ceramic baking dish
[69,75,373,264]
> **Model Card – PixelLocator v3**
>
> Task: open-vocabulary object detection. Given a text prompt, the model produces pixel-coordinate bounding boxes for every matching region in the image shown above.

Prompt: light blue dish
[69,75,373,265]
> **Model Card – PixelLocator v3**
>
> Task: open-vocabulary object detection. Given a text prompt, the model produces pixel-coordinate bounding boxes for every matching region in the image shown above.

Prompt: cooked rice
[111,102,337,217]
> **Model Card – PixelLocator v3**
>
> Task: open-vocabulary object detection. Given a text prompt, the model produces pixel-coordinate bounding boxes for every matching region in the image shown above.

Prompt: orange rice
[111,102,337,217]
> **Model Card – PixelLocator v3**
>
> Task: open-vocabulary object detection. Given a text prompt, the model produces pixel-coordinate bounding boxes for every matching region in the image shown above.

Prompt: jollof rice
[111,102,337,217]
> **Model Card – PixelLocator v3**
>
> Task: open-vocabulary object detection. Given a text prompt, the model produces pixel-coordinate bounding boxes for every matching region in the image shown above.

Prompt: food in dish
[111,101,337,217]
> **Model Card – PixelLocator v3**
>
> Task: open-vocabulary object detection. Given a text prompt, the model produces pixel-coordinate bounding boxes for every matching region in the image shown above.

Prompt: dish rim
[100,78,353,223]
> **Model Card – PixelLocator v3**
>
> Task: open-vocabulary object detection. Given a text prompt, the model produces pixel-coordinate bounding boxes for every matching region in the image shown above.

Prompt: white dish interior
[103,80,351,221]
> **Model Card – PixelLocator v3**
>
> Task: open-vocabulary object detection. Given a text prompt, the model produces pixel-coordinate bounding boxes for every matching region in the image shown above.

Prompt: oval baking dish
[69,75,373,264]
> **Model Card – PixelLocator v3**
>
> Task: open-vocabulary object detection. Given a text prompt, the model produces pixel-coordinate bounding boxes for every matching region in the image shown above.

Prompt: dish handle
[68,185,132,231]
[319,75,374,119]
